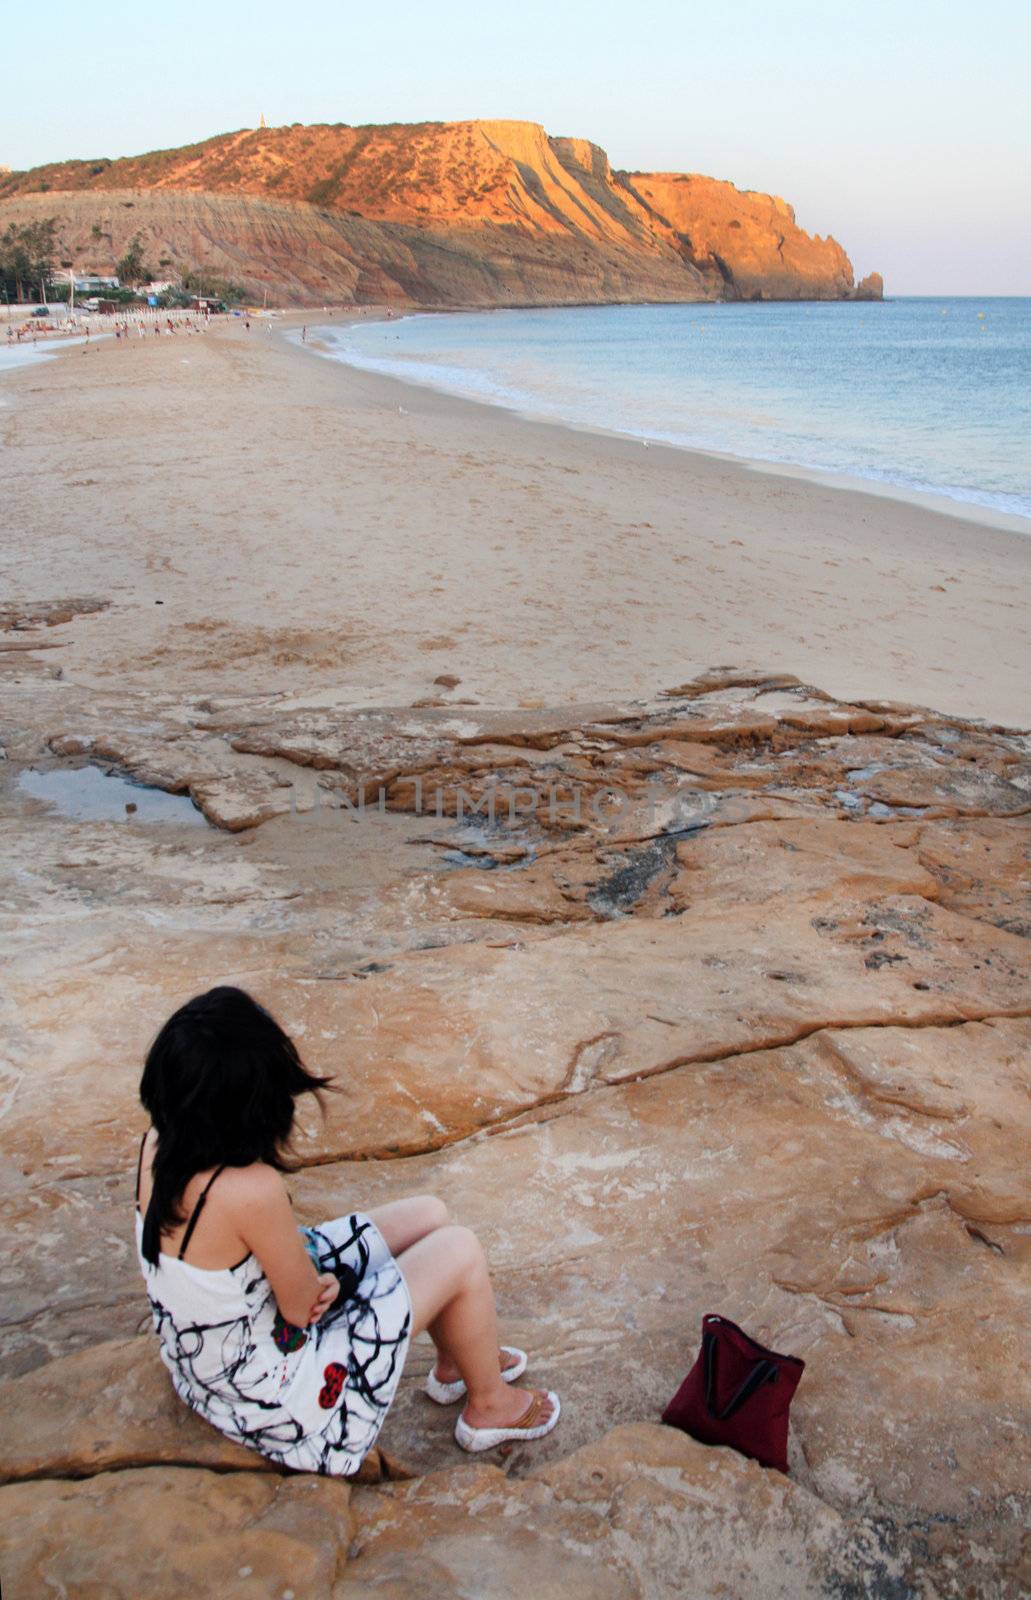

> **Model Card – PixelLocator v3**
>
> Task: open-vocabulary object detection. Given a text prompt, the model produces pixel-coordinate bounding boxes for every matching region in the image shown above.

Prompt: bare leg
[366,1195,450,1256]
[368,1198,517,1385]
[397,1224,555,1430]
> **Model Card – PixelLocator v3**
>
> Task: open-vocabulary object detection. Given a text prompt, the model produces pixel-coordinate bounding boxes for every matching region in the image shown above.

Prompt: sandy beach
[2,311,1028,724]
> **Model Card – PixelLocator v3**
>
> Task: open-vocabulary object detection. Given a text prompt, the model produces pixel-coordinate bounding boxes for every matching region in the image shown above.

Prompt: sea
[306,298,1031,524]
[0,333,92,378]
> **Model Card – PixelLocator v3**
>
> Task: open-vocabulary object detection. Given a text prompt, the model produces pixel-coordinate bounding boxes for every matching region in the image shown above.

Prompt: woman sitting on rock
[135,986,559,1475]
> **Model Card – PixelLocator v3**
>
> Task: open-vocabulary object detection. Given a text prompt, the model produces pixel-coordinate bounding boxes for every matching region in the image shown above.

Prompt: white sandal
[454,1389,561,1453]
[425,1346,527,1405]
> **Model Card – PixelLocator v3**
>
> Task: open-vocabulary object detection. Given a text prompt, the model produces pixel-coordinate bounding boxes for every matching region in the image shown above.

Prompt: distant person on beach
[302,326,307,342]
[134,987,559,1475]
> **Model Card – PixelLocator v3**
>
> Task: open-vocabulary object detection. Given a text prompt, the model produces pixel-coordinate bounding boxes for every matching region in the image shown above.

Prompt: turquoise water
[309,299,1031,522]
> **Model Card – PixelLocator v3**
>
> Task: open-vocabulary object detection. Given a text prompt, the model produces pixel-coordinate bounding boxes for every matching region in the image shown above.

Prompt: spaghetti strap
[135,1131,149,1209]
[178,1166,227,1260]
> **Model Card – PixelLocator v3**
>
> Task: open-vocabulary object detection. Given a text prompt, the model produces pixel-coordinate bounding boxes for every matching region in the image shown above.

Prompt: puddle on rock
[436,820,535,871]
[17,765,209,826]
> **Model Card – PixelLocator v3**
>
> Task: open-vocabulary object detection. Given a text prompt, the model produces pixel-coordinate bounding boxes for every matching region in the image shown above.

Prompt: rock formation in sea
[0,120,882,306]
[0,622,1027,1594]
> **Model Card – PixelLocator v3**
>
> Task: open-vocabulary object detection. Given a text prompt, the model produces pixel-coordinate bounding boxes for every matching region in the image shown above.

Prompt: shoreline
[295,310,1031,537]
[2,311,1029,725]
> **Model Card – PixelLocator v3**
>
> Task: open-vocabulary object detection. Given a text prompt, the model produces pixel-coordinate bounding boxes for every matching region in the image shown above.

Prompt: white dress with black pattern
[135,1210,411,1476]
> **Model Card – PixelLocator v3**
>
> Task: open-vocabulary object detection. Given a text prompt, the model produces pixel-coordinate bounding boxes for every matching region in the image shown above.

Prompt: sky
[2,0,1029,295]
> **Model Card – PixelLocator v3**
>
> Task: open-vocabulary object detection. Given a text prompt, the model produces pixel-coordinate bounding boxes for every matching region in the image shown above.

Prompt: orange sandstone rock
[2,670,1026,1595]
[622,171,865,301]
[0,120,882,307]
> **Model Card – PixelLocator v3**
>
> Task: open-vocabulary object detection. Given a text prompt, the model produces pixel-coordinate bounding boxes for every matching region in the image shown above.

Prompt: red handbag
[661,1314,805,1473]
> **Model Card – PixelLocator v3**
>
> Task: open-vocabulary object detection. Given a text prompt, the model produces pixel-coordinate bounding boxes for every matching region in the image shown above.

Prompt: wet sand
[2,311,1028,724]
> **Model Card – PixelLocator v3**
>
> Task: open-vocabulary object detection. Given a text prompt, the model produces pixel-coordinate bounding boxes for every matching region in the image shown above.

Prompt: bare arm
[234,1167,339,1327]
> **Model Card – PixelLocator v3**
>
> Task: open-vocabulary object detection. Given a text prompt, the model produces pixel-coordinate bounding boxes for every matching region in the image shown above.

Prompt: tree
[116,232,152,287]
[0,217,57,301]
[179,268,246,304]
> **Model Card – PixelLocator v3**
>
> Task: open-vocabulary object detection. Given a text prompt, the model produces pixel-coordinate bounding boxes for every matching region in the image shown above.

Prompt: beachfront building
[70,273,121,292]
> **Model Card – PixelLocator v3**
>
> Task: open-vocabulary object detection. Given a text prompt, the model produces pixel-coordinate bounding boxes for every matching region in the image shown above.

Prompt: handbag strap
[703,1330,778,1421]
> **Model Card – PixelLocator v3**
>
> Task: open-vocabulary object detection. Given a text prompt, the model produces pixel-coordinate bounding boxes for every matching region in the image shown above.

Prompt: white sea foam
[295,300,1031,524]
[0,334,93,377]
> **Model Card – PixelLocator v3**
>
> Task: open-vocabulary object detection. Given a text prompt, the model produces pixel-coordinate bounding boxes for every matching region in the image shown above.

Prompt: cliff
[621,171,870,301]
[0,187,715,309]
[0,119,881,306]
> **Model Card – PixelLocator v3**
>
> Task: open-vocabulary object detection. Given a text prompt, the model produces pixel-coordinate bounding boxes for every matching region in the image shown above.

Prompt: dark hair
[139,986,330,1265]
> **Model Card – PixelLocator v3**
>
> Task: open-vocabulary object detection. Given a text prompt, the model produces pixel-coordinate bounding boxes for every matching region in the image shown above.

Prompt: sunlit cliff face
[0,119,880,306]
